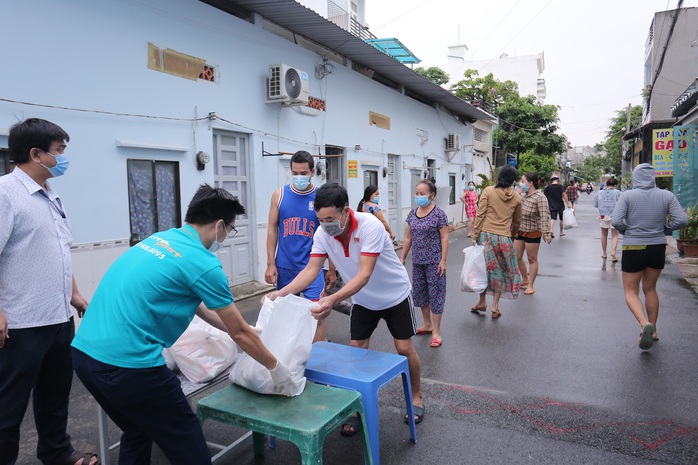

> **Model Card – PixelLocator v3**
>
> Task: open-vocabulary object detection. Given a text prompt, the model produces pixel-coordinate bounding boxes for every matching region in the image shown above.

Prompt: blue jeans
[0,320,76,465]
[72,349,210,465]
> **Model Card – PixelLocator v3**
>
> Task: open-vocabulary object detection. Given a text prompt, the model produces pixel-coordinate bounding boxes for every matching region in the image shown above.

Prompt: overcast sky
[365,0,698,148]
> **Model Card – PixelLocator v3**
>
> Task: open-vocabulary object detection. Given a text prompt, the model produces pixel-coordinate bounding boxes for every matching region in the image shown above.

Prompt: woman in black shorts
[611,164,687,350]
[514,172,552,296]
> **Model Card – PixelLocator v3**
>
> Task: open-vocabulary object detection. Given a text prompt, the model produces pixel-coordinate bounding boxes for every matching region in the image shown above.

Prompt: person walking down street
[358,185,396,241]
[265,151,336,341]
[470,166,523,319]
[400,179,449,348]
[611,164,687,350]
[514,173,552,296]
[460,181,479,237]
[544,175,571,237]
[264,183,424,431]
[595,176,622,262]
[0,118,100,465]
[72,185,297,465]
[565,179,581,214]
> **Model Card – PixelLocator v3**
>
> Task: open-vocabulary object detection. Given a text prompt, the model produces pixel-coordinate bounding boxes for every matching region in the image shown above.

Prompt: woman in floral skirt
[470,166,523,318]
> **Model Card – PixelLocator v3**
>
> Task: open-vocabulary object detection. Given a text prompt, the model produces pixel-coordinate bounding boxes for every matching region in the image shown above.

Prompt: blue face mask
[41,152,70,177]
[415,195,430,207]
[292,175,310,191]
[520,182,529,193]
[371,196,379,204]
[468,186,475,191]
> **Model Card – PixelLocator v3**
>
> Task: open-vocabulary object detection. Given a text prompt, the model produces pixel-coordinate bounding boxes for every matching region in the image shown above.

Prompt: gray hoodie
[611,163,688,245]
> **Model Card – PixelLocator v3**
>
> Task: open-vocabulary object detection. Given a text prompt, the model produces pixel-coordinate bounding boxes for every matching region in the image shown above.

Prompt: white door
[387,155,401,238]
[213,131,254,286]
[410,170,422,209]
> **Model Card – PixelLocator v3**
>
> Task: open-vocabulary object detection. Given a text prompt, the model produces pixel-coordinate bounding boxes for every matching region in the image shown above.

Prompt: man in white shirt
[0,119,98,465]
[264,183,424,430]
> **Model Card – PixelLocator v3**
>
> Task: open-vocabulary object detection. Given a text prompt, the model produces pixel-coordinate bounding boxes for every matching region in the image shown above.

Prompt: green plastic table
[197,382,373,465]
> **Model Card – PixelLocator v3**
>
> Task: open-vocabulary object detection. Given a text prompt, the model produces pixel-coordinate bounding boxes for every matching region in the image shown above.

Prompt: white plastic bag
[168,316,237,383]
[229,294,317,396]
[460,245,488,293]
[563,208,578,229]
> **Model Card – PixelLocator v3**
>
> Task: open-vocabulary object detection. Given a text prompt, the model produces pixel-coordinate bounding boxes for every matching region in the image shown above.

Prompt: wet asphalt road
[18,193,698,464]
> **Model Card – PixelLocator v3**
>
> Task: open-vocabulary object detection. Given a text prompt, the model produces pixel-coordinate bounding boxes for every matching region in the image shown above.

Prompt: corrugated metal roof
[203,0,493,123]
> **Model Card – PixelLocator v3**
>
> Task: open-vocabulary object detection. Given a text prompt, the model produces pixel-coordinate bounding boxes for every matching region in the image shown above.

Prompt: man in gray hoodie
[611,163,687,350]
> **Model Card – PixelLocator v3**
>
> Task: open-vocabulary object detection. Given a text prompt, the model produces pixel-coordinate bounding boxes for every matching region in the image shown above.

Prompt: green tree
[452,69,519,108]
[414,66,450,86]
[574,162,603,184]
[517,150,558,180]
[494,95,567,164]
[603,105,643,176]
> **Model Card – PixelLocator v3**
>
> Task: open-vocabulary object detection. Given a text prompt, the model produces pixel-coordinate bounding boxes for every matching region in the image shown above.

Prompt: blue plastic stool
[304,341,417,465]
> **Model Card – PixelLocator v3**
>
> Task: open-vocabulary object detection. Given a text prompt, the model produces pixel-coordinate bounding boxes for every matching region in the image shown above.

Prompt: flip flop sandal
[404,405,425,424]
[639,323,655,350]
[415,328,432,335]
[470,306,486,314]
[430,337,442,347]
[62,452,100,465]
[340,416,362,437]
[491,310,502,319]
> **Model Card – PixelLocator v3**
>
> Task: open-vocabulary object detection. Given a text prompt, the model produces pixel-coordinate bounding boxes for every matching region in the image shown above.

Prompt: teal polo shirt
[72,224,234,368]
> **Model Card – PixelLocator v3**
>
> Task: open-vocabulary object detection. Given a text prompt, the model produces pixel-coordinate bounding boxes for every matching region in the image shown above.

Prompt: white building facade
[0,0,489,304]
[442,45,546,102]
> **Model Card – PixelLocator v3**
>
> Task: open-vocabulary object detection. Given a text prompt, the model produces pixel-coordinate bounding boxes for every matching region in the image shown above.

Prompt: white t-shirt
[311,211,411,310]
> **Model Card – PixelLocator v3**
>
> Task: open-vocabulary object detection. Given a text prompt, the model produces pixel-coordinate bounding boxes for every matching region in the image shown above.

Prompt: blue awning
[364,38,421,64]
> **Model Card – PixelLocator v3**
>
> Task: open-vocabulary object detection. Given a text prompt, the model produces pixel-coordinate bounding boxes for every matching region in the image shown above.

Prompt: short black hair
[606,176,618,187]
[496,166,518,188]
[314,183,348,211]
[9,118,70,164]
[184,184,245,226]
[290,150,314,170]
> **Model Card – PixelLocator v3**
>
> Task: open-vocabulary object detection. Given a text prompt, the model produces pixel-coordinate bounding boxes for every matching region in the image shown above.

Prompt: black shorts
[621,244,666,273]
[350,294,417,341]
[550,209,564,220]
[515,234,542,244]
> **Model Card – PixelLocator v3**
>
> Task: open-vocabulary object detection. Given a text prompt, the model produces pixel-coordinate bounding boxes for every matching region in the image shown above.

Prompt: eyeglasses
[226,223,238,238]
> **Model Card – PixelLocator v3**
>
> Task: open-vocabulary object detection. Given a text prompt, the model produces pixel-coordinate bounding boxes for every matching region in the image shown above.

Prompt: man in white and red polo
[264,183,424,427]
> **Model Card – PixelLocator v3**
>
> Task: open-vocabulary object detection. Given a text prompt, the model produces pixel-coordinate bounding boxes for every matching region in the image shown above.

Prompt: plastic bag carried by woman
[230,294,317,396]
[460,245,488,293]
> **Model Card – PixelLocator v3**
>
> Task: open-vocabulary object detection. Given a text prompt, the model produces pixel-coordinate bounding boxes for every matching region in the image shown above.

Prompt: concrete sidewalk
[666,236,698,295]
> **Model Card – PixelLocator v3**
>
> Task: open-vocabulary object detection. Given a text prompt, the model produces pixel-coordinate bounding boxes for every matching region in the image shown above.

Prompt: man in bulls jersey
[265,151,335,341]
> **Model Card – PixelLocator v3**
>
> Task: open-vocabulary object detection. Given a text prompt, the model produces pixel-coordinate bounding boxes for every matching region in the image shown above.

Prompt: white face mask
[292,175,311,190]
[208,220,225,253]
[320,210,347,237]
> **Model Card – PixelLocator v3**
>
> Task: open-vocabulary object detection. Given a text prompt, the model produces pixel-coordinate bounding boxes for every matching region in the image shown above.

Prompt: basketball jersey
[276,184,317,270]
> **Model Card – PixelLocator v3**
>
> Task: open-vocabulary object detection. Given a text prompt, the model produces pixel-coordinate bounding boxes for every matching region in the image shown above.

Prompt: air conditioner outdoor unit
[445,133,460,152]
[266,64,309,105]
